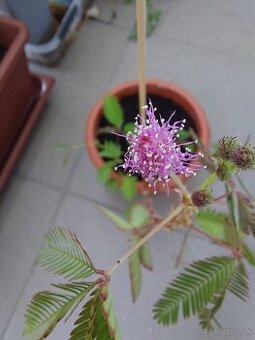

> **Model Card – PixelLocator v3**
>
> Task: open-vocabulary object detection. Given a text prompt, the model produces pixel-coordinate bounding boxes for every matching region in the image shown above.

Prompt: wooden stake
[136,0,147,122]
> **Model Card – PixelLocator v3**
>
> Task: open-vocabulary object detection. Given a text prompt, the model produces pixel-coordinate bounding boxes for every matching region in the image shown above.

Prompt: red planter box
[0,16,38,168]
[0,16,55,191]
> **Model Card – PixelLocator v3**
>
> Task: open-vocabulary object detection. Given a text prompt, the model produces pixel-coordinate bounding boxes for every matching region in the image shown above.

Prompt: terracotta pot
[0,73,55,192]
[0,16,39,169]
[85,79,210,193]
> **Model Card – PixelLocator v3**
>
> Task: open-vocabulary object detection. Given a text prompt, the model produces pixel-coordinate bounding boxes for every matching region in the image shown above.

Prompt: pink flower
[115,100,204,194]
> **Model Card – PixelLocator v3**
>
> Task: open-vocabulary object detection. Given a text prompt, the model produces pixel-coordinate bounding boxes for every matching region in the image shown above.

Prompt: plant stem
[107,203,186,276]
[188,224,235,253]
[200,172,218,189]
[175,228,191,268]
[213,192,232,203]
[171,173,191,199]
[136,0,147,122]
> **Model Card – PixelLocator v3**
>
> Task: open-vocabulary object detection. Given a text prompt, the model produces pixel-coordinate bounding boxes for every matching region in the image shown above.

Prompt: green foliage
[99,140,122,160]
[103,95,124,129]
[120,175,137,200]
[129,237,142,302]
[123,122,135,134]
[106,178,119,193]
[129,0,162,39]
[241,242,255,266]
[99,203,151,232]
[225,182,241,234]
[23,282,94,340]
[198,290,225,332]
[70,286,121,340]
[37,228,95,280]
[128,203,150,227]
[98,206,134,231]
[227,261,249,301]
[97,161,116,185]
[129,236,153,301]
[55,143,84,166]
[147,8,162,37]
[139,242,153,270]
[177,130,191,142]
[153,256,242,326]
[238,194,255,237]
[198,261,248,331]
[196,209,229,241]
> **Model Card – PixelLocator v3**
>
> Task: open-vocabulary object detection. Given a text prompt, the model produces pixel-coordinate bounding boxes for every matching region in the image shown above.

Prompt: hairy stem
[188,223,235,254]
[200,172,218,189]
[213,192,232,203]
[107,203,186,276]
[175,228,191,268]
[171,173,191,199]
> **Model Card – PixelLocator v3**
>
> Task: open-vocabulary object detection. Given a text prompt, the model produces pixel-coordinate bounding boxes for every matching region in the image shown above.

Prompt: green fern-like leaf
[70,286,121,340]
[99,140,122,160]
[198,290,225,332]
[196,209,241,247]
[241,242,255,266]
[238,194,255,236]
[196,209,229,241]
[153,256,238,326]
[225,182,241,234]
[198,261,248,331]
[23,282,94,340]
[128,203,150,228]
[129,237,142,302]
[38,228,95,280]
[98,206,134,231]
[227,261,249,301]
[139,242,153,271]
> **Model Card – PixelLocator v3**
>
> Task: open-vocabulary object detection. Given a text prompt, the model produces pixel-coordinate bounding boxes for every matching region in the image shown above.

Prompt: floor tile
[4,194,255,339]
[110,34,255,148]
[156,0,255,58]
[0,178,61,338]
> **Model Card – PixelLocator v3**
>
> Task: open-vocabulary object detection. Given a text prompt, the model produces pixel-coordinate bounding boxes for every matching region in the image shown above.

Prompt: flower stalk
[107,203,186,276]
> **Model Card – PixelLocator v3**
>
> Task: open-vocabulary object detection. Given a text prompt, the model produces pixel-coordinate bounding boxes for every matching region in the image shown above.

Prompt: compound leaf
[23,282,94,340]
[38,228,95,280]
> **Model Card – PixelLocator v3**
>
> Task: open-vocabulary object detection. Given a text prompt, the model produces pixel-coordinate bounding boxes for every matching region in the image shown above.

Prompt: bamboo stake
[136,0,147,122]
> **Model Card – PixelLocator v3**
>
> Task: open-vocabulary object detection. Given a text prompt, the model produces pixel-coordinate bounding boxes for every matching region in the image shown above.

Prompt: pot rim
[85,79,210,192]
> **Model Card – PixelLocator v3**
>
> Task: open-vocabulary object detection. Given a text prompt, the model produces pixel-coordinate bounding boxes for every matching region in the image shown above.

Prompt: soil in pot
[97,93,198,181]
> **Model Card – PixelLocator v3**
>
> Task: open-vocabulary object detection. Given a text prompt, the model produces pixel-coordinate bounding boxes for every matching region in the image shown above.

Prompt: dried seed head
[191,188,213,207]
[216,161,233,181]
[231,144,255,170]
[216,137,240,160]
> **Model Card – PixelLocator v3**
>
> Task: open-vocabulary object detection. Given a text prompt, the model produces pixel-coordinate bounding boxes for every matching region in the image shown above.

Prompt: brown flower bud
[191,188,213,207]
[231,144,255,170]
[215,137,240,160]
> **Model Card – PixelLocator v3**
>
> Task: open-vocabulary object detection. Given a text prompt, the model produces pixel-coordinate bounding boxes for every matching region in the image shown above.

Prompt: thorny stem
[106,203,186,276]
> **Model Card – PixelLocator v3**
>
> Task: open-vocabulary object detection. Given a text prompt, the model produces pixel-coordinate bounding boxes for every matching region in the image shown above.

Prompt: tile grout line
[155,32,255,61]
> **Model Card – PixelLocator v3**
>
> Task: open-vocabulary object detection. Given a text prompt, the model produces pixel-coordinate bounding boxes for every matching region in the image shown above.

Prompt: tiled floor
[1,0,255,339]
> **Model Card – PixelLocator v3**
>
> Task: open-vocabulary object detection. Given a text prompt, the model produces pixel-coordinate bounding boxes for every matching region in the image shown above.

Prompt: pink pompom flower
[115,100,204,194]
